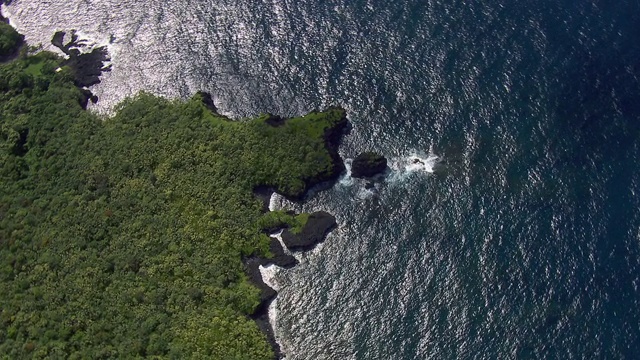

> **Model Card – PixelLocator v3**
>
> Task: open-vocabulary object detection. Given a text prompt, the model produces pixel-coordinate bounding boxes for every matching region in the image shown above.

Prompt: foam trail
[269,231,295,257]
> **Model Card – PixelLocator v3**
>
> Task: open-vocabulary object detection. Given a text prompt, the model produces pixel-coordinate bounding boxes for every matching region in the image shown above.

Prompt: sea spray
[338,158,354,187]
[385,152,440,183]
[259,264,280,292]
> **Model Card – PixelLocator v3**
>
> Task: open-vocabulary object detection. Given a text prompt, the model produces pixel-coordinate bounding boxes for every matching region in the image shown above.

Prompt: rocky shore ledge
[240,103,348,359]
[245,210,338,359]
[51,30,111,108]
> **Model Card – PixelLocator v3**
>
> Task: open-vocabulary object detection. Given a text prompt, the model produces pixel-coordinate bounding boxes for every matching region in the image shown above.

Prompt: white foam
[406,154,439,173]
[268,192,280,212]
[258,264,280,292]
[355,186,377,200]
[386,152,440,183]
[338,158,354,187]
[1,5,22,35]
[268,192,297,212]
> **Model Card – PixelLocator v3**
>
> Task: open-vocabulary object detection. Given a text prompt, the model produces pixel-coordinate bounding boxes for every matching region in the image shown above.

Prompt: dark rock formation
[264,114,285,127]
[251,310,283,360]
[243,236,298,359]
[265,238,297,268]
[244,257,282,358]
[351,152,387,178]
[245,108,347,359]
[51,30,111,88]
[196,91,219,113]
[281,211,337,252]
[245,258,277,305]
[244,239,296,301]
[79,88,99,109]
[244,210,338,358]
[253,186,275,212]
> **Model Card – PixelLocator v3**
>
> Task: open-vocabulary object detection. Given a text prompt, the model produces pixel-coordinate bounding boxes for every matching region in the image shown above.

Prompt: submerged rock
[281,211,337,252]
[351,152,387,178]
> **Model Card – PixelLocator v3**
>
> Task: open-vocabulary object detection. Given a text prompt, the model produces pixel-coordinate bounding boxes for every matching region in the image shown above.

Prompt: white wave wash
[386,152,440,183]
[259,264,280,292]
[406,153,439,173]
[338,158,354,187]
[257,266,285,358]
[2,5,116,62]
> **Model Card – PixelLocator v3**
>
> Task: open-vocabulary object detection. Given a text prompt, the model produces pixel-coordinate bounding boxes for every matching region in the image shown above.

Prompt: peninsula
[0,24,346,359]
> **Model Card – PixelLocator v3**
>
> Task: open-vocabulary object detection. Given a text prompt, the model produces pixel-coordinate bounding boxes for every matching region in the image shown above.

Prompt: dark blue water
[6,0,640,358]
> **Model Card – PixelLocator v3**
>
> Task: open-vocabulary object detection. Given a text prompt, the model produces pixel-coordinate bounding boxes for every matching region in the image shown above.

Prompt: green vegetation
[289,213,310,234]
[257,211,309,235]
[357,152,385,165]
[350,151,387,178]
[0,22,23,58]
[0,39,345,358]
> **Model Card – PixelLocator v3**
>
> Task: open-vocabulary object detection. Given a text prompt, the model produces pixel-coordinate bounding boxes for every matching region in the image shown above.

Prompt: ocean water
[5,0,640,358]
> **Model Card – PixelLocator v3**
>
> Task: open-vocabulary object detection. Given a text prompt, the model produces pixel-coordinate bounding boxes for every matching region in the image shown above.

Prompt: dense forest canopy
[0,25,345,359]
[0,22,22,59]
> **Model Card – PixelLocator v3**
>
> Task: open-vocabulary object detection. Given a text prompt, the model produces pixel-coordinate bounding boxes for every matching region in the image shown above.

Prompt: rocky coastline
[0,11,346,357]
[273,107,349,201]
[239,104,348,359]
[245,209,339,359]
[50,30,111,108]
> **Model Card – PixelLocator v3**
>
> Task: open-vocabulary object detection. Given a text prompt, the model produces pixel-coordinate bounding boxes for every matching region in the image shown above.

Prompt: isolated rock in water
[351,152,387,178]
[281,211,337,252]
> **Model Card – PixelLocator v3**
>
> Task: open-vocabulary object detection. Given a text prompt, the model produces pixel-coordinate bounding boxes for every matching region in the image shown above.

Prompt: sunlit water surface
[5,0,640,358]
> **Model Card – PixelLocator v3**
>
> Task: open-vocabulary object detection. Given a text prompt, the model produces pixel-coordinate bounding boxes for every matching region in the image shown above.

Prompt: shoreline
[244,111,348,359]
[0,6,349,356]
[244,210,340,359]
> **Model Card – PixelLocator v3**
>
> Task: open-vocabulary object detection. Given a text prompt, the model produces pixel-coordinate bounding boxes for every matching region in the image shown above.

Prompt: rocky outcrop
[281,211,337,252]
[265,238,298,268]
[51,30,111,88]
[244,256,281,358]
[264,114,285,127]
[351,152,387,178]
[196,91,219,113]
[244,209,338,359]
[291,108,349,200]
[244,109,347,359]
[244,237,297,360]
